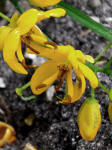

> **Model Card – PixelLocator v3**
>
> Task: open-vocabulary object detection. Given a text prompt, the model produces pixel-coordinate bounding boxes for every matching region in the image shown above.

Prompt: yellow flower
[29,45,98,104]
[77,97,101,141]
[28,0,61,7]
[0,8,66,74]
[0,121,16,147]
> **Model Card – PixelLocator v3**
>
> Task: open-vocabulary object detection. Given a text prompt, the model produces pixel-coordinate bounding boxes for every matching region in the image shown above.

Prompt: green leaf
[56,1,112,41]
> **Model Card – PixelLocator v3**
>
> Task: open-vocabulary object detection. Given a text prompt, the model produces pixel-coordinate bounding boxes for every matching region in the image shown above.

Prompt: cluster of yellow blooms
[0,0,103,144]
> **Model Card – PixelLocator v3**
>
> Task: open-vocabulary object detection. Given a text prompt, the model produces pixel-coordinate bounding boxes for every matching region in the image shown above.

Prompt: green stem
[20,95,36,101]
[104,57,112,69]
[91,87,95,98]
[0,12,10,22]
[20,81,30,91]
[98,81,109,94]
[16,81,36,101]
[95,41,112,63]
[9,0,24,13]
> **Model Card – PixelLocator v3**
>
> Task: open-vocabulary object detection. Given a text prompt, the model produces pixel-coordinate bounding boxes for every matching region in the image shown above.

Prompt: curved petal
[0,26,11,50]
[9,13,19,28]
[30,34,47,44]
[78,62,98,88]
[75,50,86,64]
[31,25,46,38]
[73,71,86,102]
[85,55,94,63]
[59,68,74,104]
[17,9,39,35]
[3,30,28,74]
[37,8,66,22]
[26,43,56,60]
[29,0,61,7]
[44,8,66,18]
[16,41,24,62]
[31,61,59,95]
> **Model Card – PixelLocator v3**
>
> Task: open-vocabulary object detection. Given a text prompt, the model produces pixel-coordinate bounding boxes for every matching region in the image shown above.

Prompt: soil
[0,0,112,149]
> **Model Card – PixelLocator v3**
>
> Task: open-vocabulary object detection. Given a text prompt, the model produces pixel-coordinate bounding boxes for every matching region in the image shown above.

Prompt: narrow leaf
[56,1,112,41]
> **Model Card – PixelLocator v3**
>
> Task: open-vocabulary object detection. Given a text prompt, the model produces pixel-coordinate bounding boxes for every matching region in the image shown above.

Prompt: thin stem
[20,81,30,91]
[91,87,95,98]
[104,57,112,69]
[0,12,10,22]
[95,41,112,63]
[16,81,36,101]
[98,81,109,94]
[21,95,36,101]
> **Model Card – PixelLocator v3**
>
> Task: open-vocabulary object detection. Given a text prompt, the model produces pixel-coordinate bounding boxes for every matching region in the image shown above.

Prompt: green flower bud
[77,97,101,141]
[108,88,112,102]
[108,103,112,122]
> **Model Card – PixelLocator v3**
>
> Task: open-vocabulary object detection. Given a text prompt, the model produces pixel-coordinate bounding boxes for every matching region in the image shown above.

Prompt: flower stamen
[36,84,47,90]
[22,59,37,69]
[44,41,57,49]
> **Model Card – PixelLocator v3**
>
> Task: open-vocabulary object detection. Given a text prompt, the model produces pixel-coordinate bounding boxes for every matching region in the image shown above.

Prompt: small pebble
[0,77,6,88]
[88,0,101,8]
[24,143,38,150]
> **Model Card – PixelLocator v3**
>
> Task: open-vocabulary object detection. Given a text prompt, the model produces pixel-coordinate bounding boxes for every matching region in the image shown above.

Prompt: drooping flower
[0,8,66,74]
[29,45,98,104]
[77,97,101,141]
[28,0,61,7]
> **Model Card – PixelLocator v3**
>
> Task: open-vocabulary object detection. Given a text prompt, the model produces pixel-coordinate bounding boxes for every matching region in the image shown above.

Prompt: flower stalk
[0,12,10,22]
[94,41,112,63]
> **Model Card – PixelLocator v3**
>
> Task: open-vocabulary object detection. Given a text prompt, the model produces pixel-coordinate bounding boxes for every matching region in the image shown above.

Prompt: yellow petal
[75,50,86,64]
[73,70,86,102]
[31,61,59,95]
[78,62,98,88]
[85,55,94,63]
[3,30,28,74]
[30,34,47,44]
[44,8,66,18]
[26,44,55,60]
[67,69,74,99]
[32,25,46,39]
[29,0,61,7]
[17,9,38,35]
[9,13,19,28]
[59,68,74,104]
[17,41,24,62]
[0,26,11,50]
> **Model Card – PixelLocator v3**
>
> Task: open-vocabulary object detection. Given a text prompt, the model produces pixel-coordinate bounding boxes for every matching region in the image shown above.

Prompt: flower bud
[77,97,101,141]
[108,103,112,122]
[108,88,112,102]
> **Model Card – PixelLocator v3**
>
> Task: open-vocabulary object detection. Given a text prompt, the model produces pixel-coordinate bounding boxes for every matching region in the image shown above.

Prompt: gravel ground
[0,0,112,149]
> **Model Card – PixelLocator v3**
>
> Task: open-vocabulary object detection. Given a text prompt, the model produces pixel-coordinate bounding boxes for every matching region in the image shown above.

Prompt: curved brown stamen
[27,45,40,55]
[76,76,82,88]
[22,36,40,55]
[44,41,57,49]
[55,70,66,92]
[22,60,37,69]
[36,84,47,90]
[59,95,72,105]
